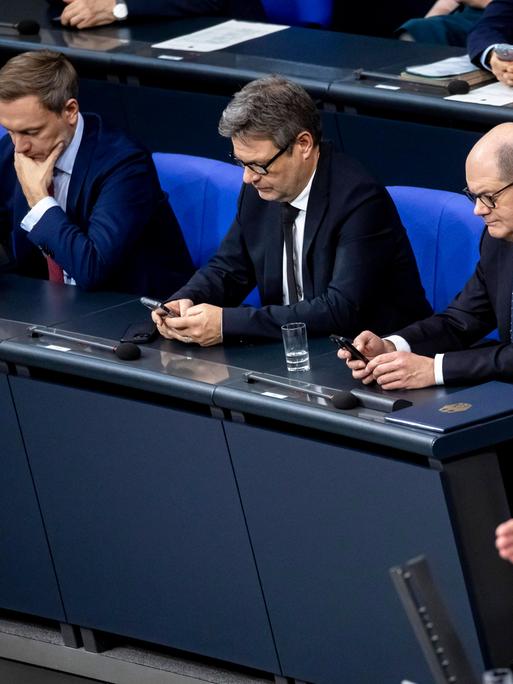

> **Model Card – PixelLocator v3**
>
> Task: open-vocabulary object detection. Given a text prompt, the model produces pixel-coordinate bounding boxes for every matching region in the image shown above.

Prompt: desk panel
[9,376,279,673]
[226,421,485,683]
[0,375,64,620]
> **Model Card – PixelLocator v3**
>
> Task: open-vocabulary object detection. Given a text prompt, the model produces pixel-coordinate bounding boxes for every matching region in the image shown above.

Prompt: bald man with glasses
[152,76,431,346]
[339,122,513,389]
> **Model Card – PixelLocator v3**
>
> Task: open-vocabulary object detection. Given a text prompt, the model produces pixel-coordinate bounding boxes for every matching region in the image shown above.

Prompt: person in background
[468,0,513,86]
[49,0,266,30]
[0,50,193,295]
[397,0,491,47]
[152,75,431,346]
[338,122,513,389]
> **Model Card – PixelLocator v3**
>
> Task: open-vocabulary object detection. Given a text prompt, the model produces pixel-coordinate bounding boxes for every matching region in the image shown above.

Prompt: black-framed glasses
[229,144,289,175]
[462,181,513,208]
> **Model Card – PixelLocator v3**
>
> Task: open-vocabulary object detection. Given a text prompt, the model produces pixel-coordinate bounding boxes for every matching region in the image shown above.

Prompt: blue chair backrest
[261,0,333,27]
[387,186,484,313]
[153,152,260,307]
[0,124,6,138]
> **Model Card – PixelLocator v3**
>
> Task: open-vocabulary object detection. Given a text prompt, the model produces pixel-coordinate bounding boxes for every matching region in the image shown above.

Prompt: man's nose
[242,166,260,184]
[474,197,491,216]
[12,134,30,154]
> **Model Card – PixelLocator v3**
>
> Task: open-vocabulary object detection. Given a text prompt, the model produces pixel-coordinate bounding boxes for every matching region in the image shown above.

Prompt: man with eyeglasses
[153,75,431,346]
[338,122,513,389]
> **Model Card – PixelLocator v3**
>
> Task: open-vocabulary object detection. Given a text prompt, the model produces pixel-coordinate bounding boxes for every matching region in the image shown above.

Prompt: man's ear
[296,130,315,159]
[62,98,79,126]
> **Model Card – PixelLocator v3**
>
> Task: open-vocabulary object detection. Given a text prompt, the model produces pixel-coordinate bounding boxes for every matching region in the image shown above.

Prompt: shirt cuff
[434,353,445,385]
[481,44,497,71]
[385,335,411,352]
[20,197,59,233]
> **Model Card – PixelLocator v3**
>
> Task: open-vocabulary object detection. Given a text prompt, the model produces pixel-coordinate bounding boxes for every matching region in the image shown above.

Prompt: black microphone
[0,19,40,35]
[447,79,470,95]
[244,372,359,410]
[29,326,141,361]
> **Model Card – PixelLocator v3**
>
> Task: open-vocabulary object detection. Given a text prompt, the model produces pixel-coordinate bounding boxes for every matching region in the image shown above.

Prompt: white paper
[406,54,476,78]
[445,81,513,106]
[262,391,287,399]
[152,19,288,52]
[45,344,71,352]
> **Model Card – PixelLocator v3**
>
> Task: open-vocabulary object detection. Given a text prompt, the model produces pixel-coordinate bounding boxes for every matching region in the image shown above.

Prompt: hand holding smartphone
[140,296,178,318]
[329,334,369,364]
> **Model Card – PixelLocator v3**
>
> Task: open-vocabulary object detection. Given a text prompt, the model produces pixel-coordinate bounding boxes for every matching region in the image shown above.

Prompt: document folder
[384,381,513,432]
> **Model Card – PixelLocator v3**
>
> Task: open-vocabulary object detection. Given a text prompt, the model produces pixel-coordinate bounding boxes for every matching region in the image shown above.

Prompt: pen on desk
[354,68,405,83]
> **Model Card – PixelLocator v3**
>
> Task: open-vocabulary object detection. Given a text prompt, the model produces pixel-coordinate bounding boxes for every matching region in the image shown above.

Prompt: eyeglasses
[229,144,289,175]
[462,181,513,208]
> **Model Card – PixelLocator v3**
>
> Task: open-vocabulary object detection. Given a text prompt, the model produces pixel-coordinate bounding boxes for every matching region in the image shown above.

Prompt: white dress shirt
[282,169,316,305]
[20,113,84,285]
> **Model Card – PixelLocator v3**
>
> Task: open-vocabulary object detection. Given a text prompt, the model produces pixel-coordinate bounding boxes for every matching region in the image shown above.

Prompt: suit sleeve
[26,149,162,291]
[468,0,513,64]
[397,255,513,384]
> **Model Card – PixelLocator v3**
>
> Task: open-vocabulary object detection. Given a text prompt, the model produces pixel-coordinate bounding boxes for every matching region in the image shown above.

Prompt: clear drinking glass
[281,322,310,372]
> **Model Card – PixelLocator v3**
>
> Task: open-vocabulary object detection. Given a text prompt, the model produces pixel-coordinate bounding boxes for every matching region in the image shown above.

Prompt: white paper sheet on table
[406,54,477,78]
[445,81,513,106]
[152,20,288,52]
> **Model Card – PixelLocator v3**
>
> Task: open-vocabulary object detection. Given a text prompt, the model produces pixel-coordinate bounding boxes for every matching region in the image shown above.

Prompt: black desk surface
[2,278,513,462]
[1,1,512,128]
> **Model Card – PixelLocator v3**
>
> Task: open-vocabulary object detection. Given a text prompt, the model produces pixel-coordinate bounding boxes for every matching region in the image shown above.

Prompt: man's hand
[164,303,223,347]
[425,0,459,17]
[489,52,513,87]
[337,330,395,383]
[14,142,64,208]
[367,351,435,390]
[152,298,193,341]
[496,519,513,563]
[459,0,491,8]
[61,0,117,29]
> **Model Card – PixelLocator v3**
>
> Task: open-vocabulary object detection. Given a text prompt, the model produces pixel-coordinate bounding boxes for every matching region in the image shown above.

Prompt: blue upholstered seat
[261,0,333,28]
[387,186,484,313]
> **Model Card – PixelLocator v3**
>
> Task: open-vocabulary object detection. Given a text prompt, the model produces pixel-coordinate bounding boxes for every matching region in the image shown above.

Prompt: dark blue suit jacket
[394,230,513,384]
[468,0,513,64]
[171,143,432,340]
[0,113,194,297]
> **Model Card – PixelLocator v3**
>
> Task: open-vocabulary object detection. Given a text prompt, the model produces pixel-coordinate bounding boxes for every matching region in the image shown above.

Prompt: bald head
[467,123,513,182]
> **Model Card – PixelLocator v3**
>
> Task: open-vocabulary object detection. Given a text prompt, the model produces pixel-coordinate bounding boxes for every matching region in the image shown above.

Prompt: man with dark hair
[0,50,193,295]
[468,0,513,86]
[51,0,265,30]
[339,123,513,389]
[152,75,431,346]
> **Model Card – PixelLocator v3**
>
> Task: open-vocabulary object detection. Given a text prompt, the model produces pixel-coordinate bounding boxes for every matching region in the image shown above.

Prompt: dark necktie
[282,202,300,305]
[46,178,64,284]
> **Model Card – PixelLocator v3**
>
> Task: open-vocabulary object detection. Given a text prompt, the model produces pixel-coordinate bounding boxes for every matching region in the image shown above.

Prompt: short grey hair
[497,143,513,181]
[218,75,321,148]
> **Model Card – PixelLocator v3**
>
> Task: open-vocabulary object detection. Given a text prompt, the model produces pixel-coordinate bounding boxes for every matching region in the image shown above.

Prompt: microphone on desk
[354,68,470,95]
[244,373,412,412]
[0,19,40,35]
[244,372,359,410]
[29,326,141,361]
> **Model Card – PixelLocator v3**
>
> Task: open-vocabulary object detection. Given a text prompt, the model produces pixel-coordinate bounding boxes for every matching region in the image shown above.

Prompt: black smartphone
[139,296,178,317]
[121,321,158,344]
[329,334,369,364]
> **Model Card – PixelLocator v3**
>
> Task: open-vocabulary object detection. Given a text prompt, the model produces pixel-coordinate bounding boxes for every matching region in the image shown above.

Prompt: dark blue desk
[2,282,513,682]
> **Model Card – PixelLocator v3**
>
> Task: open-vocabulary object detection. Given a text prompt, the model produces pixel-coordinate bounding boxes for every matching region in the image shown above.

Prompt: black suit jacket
[0,113,194,297]
[171,143,432,340]
[468,0,513,64]
[394,229,513,384]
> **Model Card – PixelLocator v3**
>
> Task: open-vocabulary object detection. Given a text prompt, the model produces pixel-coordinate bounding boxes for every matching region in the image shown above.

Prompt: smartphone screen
[329,335,369,364]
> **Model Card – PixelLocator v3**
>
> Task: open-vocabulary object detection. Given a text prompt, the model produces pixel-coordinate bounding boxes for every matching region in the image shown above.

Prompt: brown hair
[0,50,78,113]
